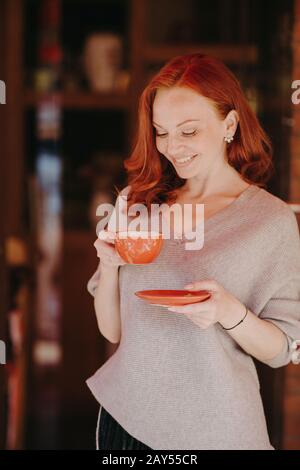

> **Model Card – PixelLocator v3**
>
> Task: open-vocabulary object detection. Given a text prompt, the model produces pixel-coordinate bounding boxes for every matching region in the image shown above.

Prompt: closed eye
[155,130,197,138]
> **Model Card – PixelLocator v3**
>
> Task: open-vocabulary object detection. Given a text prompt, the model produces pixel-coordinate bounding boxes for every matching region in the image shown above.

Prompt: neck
[181,162,246,200]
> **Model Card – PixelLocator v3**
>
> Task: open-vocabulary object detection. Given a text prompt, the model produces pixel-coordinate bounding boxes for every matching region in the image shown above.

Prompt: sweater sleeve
[86,185,131,298]
[258,209,300,368]
[87,260,101,297]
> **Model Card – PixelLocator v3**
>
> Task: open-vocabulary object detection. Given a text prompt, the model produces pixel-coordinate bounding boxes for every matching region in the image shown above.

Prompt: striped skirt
[96,405,153,450]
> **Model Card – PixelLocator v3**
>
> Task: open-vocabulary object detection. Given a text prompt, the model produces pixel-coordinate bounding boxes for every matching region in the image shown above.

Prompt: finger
[94,239,113,251]
[98,230,116,244]
[183,279,219,292]
[98,229,116,238]
[167,299,213,314]
[94,241,114,257]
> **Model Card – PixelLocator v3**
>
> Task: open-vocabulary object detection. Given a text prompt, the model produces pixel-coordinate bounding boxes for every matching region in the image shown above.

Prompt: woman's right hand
[94,230,127,268]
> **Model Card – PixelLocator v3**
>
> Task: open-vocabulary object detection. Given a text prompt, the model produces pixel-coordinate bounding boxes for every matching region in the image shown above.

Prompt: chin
[175,165,200,176]
[177,171,199,180]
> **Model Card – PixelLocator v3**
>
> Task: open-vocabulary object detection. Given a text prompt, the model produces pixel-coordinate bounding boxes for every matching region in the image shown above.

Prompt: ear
[223,110,239,136]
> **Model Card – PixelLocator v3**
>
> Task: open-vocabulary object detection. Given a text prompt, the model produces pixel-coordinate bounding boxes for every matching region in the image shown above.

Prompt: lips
[173,154,198,167]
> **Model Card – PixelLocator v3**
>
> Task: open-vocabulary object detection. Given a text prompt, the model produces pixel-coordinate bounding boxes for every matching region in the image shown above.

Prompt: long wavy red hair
[119,53,273,209]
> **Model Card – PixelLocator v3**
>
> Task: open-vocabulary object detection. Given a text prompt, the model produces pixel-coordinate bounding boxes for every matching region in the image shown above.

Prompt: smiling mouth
[173,154,198,166]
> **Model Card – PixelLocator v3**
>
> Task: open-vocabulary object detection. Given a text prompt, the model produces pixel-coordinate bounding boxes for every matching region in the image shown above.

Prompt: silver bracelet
[222,306,248,331]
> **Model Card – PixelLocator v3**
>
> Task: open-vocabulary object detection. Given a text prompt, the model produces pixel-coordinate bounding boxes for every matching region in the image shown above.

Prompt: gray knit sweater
[86,184,300,450]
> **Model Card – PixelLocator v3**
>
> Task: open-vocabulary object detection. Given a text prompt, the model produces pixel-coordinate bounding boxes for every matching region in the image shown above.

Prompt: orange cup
[114,230,164,264]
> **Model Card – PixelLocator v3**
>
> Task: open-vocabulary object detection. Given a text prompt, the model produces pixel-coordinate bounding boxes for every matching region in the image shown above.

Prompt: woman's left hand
[166,279,245,330]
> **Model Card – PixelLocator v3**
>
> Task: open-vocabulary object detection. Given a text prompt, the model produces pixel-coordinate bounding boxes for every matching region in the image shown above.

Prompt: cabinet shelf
[143,44,258,65]
[24,90,130,110]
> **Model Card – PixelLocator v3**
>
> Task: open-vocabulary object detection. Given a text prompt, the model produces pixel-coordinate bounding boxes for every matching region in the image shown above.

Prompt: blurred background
[0,0,300,450]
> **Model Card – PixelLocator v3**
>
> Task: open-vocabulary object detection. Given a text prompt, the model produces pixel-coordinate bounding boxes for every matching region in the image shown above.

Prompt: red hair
[119,53,273,209]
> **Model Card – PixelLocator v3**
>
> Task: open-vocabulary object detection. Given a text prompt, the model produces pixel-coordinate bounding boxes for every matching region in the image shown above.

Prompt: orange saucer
[134,289,211,306]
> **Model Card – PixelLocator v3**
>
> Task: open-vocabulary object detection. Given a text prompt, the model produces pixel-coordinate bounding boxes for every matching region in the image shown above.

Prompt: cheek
[206,126,224,146]
[156,136,206,157]
[199,129,223,155]
[156,139,168,157]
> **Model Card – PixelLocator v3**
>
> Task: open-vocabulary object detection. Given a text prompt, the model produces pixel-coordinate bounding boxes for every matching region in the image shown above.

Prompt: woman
[86,53,300,450]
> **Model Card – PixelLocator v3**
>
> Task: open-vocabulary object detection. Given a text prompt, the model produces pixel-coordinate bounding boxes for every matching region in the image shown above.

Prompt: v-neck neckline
[166,184,261,241]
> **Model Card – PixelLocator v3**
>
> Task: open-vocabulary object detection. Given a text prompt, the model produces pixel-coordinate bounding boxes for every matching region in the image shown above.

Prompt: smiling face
[152,86,237,181]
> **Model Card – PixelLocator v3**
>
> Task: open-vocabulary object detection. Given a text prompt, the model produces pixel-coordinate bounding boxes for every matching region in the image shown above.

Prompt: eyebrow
[152,119,201,128]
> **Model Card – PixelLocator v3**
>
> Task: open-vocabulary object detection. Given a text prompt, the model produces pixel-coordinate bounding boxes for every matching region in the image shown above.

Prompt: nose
[166,135,184,158]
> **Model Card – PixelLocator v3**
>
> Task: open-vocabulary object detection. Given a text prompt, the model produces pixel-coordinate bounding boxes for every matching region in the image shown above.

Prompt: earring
[224,135,234,143]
